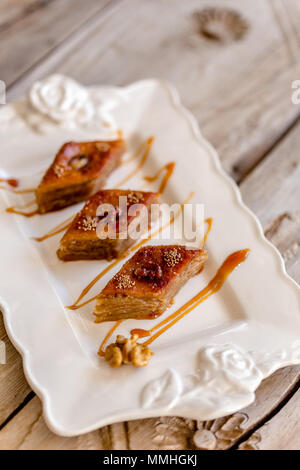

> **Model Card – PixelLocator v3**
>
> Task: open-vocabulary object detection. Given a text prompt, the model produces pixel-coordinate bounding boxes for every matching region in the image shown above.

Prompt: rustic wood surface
[0,0,299,450]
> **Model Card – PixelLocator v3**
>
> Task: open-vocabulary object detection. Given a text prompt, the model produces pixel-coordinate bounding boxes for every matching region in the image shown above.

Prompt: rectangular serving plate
[0,78,299,436]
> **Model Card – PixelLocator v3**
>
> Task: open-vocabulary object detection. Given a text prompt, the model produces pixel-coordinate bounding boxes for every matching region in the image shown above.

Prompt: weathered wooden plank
[194,366,300,450]
[6,0,300,182]
[0,0,114,87]
[0,396,106,450]
[0,0,44,31]
[0,314,31,426]
[239,385,300,450]
[240,117,300,282]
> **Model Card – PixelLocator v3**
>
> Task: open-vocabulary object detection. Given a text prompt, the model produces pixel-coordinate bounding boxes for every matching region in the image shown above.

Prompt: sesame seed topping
[77,215,99,232]
[163,248,182,267]
[115,274,135,289]
[127,192,144,205]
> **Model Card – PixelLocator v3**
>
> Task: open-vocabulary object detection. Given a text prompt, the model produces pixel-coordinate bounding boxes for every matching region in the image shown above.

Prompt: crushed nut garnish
[95,142,110,153]
[70,155,89,170]
[127,191,144,205]
[164,247,182,267]
[104,334,153,367]
[115,274,135,289]
[77,215,99,232]
[53,164,66,178]
[134,261,163,281]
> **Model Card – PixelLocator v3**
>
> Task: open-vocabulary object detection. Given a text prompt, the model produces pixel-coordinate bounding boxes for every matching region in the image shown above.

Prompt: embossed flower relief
[0,74,124,134]
[197,344,263,391]
[141,344,264,413]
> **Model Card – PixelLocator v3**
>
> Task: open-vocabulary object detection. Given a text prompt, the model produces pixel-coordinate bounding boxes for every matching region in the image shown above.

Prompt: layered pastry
[57,189,160,261]
[94,245,207,322]
[36,139,125,213]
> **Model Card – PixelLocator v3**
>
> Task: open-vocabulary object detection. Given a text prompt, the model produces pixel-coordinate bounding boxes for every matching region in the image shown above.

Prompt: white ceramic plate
[0,76,299,436]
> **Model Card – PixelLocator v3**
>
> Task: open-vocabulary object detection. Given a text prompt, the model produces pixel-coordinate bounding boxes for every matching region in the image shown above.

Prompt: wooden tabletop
[0,0,300,450]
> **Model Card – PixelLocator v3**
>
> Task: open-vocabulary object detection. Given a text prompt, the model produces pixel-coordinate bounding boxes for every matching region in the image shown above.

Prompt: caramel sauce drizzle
[67,191,195,310]
[121,140,148,166]
[201,217,213,248]
[6,204,38,218]
[32,215,74,242]
[0,178,19,188]
[130,328,151,338]
[0,186,36,198]
[142,249,250,346]
[144,162,176,194]
[98,320,123,357]
[116,136,154,187]
[3,177,37,217]
[98,248,249,357]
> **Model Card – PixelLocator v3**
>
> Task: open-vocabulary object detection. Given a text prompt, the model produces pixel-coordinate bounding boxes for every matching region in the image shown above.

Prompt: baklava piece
[57,189,159,261]
[36,139,125,213]
[94,245,207,322]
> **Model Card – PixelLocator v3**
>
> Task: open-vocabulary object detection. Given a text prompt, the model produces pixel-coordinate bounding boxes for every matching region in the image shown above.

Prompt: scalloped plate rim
[0,78,299,437]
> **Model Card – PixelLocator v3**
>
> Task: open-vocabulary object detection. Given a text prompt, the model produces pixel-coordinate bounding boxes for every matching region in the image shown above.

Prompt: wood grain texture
[0,314,31,426]
[0,0,45,31]
[240,117,300,282]
[0,0,113,87]
[194,366,300,450]
[5,0,300,182]
[0,396,106,450]
[239,385,300,450]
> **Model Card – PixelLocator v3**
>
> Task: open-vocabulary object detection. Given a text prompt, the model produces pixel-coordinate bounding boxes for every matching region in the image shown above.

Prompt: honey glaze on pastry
[36,139,126,213]
[93,245,208,323]
[57,189,160,261]
[67,192,194,310]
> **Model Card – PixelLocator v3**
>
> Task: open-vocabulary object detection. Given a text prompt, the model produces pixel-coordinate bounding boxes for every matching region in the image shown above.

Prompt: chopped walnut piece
[104,344,123,368]
[70,155,89,170]
[53,164,65,178]
[103,334,153,368]
[134,261,163,282]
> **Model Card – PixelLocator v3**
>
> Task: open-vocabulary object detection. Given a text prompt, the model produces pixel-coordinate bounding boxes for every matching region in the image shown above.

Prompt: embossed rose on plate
[197,343,263,391]
[29,75,89,124]
[0,74,123,134]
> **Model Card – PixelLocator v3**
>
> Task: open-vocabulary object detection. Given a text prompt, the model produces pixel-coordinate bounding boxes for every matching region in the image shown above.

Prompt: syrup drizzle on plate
[116,136,154,188]
[144,161,176,194]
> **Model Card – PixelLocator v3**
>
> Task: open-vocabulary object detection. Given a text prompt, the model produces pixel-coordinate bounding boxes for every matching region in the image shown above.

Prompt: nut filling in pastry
[57,189,160,261]
[36,139,125,213]
[94,245,208,322]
